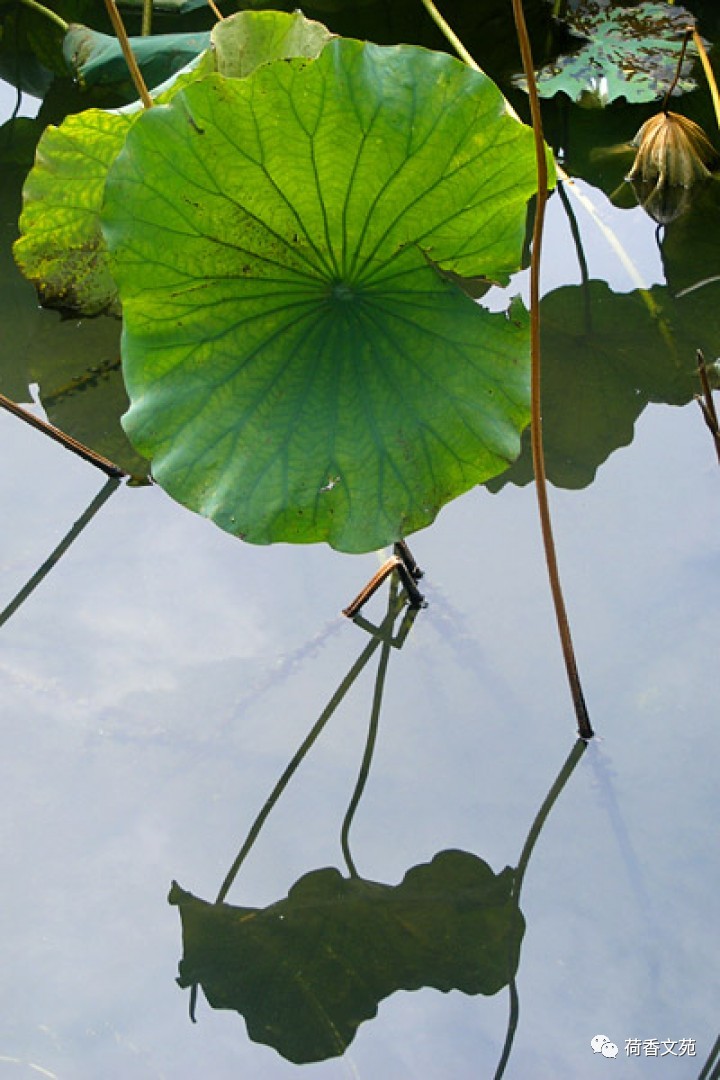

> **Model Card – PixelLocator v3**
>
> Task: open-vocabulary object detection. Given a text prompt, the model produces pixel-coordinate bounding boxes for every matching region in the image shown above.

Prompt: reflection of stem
[556,178,592,333]
[215,593,407,904]
[514,737,587,897]
[0,478,120,629]
[0,391,126,478]
[103,0,153,109]
[698,1032,720,1079]
[493,737,587,1080]
[341,587,396,877]
[18,0,68,32]
[695,350,720,466]
[512,0,593,740]
[493,979,519,1080]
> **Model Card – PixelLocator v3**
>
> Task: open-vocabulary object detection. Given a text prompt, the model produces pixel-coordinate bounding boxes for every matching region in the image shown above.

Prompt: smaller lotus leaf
[15,108,133,316]
[529,1,700,107]
[63,26,212,93]
[170,850,524,1063]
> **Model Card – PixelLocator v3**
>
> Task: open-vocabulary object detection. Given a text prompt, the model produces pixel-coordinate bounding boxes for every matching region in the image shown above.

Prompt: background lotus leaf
[63,25,211,92]
[14,10,333,317]
[170,850,524,1063]
[529,1,699,107]
[102,39,541,552]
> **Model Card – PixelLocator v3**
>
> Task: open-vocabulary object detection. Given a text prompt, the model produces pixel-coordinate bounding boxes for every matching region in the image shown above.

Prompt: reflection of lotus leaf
[170,850,524,1063]
[488,280,703,490]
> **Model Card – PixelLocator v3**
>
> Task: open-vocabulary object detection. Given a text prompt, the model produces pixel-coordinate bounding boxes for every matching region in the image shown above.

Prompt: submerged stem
[511,0,594,739]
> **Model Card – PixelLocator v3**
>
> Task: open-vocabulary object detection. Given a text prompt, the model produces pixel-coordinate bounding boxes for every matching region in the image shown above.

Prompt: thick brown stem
[511,0,594,739]
[103,0,153,109]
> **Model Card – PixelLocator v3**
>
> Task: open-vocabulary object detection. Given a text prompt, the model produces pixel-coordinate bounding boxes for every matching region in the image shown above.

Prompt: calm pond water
[1,33,720,1080]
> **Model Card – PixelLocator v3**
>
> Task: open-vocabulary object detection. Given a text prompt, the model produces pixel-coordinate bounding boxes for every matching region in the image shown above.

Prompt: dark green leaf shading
[63,26,211,93]
[103,40,540,552]
[170,850,524,1063]
[528,1,700,107]
[28,315,150,479]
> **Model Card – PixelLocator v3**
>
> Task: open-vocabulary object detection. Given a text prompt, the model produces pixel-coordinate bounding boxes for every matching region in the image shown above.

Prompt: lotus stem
[415,0,593,736]
[417,0,480,71]
[693,28,720,133]
[18,0,68,32]
[0,391,125,478]
[103,0,153,109]
[661,27,691,113]
[511,0,594,739]
[141,0,152,36]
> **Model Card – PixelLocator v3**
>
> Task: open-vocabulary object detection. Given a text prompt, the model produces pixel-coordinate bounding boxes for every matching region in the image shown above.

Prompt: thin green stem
[141,0,153,37]
[511,0,594,740]
[417,0,480,70]
[18,0,68,32]
[693,28,720,133]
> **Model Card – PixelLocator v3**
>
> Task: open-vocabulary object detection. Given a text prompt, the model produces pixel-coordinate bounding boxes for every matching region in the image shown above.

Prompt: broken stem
[0,391,125,479]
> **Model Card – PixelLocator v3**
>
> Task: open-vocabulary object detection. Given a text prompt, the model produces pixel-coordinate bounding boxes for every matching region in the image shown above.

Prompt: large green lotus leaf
[170,850,524,1063]
[530,1,699,107]
[14,10,332,318]
[102,40,540,552]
